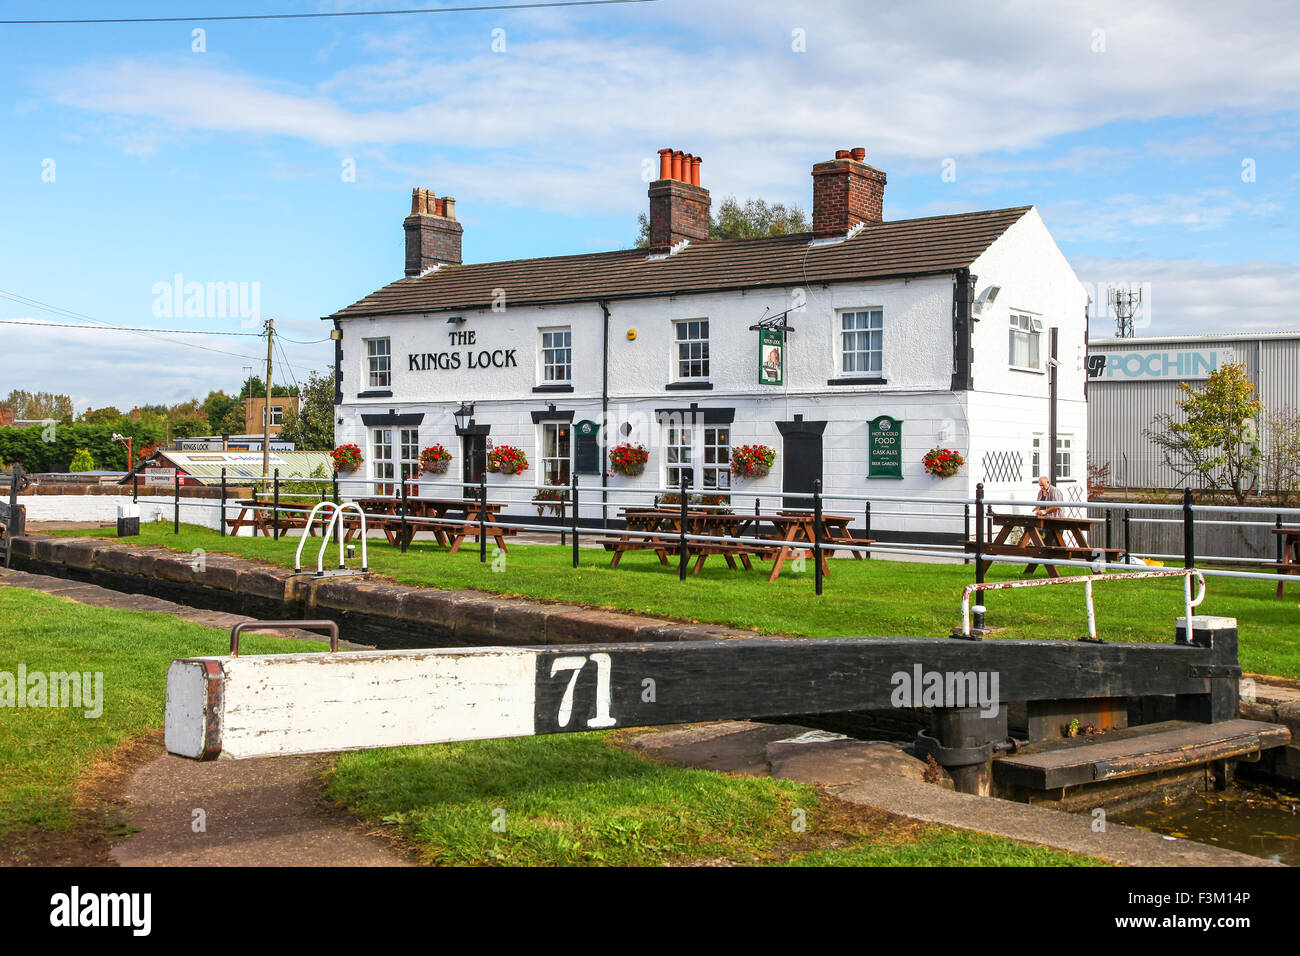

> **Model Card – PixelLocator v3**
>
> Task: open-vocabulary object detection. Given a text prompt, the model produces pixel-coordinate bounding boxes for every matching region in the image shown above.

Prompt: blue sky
[1,0,1297,412]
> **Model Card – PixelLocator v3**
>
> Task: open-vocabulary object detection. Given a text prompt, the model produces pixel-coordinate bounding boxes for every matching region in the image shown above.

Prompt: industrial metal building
[1087,331,1300,489]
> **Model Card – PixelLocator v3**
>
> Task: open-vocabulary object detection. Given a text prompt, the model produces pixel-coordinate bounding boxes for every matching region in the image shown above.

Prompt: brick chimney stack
[647,147,710,253]
[811,147,886,238]
[404,187,463,275]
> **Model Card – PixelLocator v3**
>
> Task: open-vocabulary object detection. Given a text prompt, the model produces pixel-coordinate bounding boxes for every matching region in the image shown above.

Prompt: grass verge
[53,523,1300,679]
[0,586,328,862]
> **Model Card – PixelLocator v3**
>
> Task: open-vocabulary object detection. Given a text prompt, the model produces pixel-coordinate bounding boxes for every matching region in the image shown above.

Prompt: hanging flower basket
[922,447,964,478]
[331,443,363,472]
[419,444,453,475]
[731,444,776,480]
[488,444,529,475]
[609,442,649,477]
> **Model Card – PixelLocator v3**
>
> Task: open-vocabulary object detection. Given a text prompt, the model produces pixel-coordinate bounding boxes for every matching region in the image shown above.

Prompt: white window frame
[837,308,884,377]
[365,337,391,389]
[673,319,710,381]
[1055,435,1074,481]
[372,427,394,495]
[1031,435,1043,478]
[539,327,572,385]
[662,421,731,491]
[372,426,419,495]
[1009,313,1044,372]
[263,404,284,426]
[538,421,572,486]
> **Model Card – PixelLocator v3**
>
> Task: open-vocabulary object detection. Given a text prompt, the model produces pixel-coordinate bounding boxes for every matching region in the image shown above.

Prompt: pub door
[462,434,487,497]
[776,418,826,511]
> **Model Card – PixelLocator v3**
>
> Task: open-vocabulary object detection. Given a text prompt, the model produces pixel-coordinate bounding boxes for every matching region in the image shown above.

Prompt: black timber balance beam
[165,616,1242,788]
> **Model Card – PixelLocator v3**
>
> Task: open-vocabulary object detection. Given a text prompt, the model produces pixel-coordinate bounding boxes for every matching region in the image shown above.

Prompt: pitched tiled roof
[329,205,1032,320]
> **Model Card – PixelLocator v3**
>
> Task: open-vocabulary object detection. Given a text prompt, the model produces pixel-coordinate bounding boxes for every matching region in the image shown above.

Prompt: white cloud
[1072,255,1300,336]
[39,0,1300,213]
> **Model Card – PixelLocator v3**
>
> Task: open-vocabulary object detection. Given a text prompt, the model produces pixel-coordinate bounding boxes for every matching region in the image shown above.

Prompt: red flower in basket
[331,443,363,471]
[923,447,964,478]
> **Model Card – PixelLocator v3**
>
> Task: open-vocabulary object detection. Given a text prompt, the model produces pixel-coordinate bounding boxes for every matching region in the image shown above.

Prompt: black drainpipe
[951,269,975,391]
[599,300,611,530]
[1048,326,1059,484]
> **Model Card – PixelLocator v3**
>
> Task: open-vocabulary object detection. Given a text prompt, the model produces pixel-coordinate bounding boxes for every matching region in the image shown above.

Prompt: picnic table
[224,498,317,537]
[966,511,1121,578]
[1271,527,1300,598]
[353,496,515,553]
[602,508,868,581]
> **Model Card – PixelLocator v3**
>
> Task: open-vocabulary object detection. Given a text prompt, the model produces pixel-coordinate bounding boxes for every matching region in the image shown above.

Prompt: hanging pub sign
[574,420,601,475]
[758,329,784,386]
[868,415,903,479]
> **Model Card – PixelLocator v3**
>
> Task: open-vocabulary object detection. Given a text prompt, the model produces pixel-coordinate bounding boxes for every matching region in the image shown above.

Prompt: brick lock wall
[648,180,711,252]
[811,159,887,238]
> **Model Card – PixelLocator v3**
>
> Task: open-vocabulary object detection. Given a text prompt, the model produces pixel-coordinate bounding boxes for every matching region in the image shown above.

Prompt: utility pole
[263,318,274,481]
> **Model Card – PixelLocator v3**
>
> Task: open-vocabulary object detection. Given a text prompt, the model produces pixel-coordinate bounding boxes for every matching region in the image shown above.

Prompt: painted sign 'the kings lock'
[409,330,519,372]
[1087,347,1234,382]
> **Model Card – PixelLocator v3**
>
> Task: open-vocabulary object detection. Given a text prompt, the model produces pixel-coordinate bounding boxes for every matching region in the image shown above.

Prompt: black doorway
[776,417,826,510]
[462,433,487,496]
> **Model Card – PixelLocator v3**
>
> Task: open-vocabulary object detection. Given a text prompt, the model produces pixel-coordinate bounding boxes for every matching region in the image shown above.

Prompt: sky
[1,0,1297,413]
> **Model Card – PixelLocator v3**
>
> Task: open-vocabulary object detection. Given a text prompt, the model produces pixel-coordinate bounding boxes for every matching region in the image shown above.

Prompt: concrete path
[111,753,411,867]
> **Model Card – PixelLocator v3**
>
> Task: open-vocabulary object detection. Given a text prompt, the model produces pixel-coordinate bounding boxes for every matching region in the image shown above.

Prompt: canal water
[1111,782,1300,865]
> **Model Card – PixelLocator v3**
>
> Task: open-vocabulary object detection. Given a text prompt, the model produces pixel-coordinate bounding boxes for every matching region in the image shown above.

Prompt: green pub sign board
[574,419,601,475]
[868,415,903,479]
[758,329,784,386]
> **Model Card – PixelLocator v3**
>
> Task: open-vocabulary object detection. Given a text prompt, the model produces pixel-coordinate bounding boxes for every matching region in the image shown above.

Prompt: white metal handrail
[317,502,368,574]
[958,568,1206,641]
[294,500,339,572]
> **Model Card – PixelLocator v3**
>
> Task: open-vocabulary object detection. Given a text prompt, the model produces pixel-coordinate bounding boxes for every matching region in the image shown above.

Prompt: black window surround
[356,389,393,399]
[360,411,424,427]
[775,417,828,437]
[826,377,888,386]
[664,381,713,391]
[654,402,735,426]
[530,408,576,423]
[532,384,575,393]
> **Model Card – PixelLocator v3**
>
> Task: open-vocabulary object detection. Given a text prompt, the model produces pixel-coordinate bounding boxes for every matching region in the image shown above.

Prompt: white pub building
[328,146,1088,543]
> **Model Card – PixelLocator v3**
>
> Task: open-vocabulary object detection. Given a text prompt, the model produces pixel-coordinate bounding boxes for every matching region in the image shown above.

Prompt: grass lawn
[0,587,330,855]
[0,584,1098,866]
[324,733,1099,866]
[56,522,1300,679]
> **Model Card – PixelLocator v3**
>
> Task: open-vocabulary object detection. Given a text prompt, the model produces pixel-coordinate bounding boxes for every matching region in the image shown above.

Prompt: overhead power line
[0,288,320,371]
[0,318,261,335]
[0,0,653,25]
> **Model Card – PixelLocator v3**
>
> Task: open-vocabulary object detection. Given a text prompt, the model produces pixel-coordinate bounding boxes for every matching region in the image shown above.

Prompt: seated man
[1034,475,1063,516]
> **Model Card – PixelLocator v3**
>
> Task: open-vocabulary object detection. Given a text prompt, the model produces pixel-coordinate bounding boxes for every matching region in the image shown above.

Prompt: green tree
[202,390,240,433]
[277,367,336,450]
[217,403,246,435]
[3,389,74,423]
[634,195,810,248]
[68,448,96,472]
[79,406,125,425]
[238,376,298,400]
[1145,363,1262,503]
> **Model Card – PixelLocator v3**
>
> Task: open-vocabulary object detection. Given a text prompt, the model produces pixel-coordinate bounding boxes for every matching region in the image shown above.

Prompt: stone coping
[9,534,757,647]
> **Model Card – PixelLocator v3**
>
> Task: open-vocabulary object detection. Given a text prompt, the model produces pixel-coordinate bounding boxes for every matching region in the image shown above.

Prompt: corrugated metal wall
[1087,336,1300,489]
